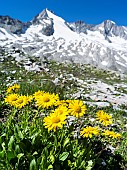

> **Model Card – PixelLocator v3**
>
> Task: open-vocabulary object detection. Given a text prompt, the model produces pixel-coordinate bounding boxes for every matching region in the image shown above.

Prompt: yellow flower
[80,126,100,138]
[115,133,122,138]
[53,105,69,116]
[96,110,112,126]
[103,130,122,139]
[6,84,20,93]
[43,112,66,132]
[33,90,44,100]
[26,95,33,102]
[51,93,60,106]
[68,100,87,118]
[5,93,19,106]
[36,92,59,109]
[14,95,31,108]
[56,100,68,107]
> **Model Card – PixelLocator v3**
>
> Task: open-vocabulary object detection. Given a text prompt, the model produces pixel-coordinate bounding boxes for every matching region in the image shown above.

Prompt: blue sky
[0,0,127,26]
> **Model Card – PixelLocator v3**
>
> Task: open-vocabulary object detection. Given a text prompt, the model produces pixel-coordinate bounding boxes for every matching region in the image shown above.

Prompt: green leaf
[54,135,57,146]
[63,137,70,148]
[32,151,38,156]
[40,155,46,168]
[49,155,55,164]
[14,125,23,139]
[7,151,15,161]
[48,164,53,169]
[18,130,24,139]
[79,160,86,168]
[1,133,6,137]
[1,142,5,151]
[15,145,20,154]
[43,147,48,157]
[29,159,37,170]
[59,152,69,161]
[8,136,15,150]
[17,153,24,160]
[0,150,5,158]
[31,132,38,144]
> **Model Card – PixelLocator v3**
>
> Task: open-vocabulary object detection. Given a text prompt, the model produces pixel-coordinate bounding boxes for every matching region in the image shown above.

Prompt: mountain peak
[33,8,55,20]
[33,9,48,20]
[104,20,116,25]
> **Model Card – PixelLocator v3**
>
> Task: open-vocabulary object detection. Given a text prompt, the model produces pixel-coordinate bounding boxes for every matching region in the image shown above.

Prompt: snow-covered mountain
[0,9,127,73]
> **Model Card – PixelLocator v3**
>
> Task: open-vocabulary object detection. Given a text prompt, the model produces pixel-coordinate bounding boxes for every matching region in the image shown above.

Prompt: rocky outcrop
[92,20,127,40]
[0,15,30,34]
[68,20,94,34]
[32,9,54,36]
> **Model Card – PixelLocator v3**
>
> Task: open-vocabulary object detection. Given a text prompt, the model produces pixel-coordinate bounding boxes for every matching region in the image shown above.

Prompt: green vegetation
[0,54,127,169]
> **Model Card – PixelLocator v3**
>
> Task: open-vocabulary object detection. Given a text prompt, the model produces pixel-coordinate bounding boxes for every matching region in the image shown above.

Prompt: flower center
[12,97,18,101]
[103,116,110,121]
[43,96,50,102]
[74,105,81,113]
[52,117,60,123]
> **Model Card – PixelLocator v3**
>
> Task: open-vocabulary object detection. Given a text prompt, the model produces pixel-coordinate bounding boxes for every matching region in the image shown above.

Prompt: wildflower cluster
[4,85,122,139]
[2,84,125,169]
[5,93,32,108]
[5,85,32,108]
[33,90,88,132]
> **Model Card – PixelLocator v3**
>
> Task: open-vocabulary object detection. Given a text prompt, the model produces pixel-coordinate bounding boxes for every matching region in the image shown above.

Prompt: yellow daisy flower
[96,110,112,126]
[14,95,31,108]
[53,105,69,116]
[80,126,100,138]
[5,93,19,106]
[43,112,66,132]
[36,92,59,109]
[6,84,20,93]
[103,130,122,139]
[68,100,87,118]
[33,90,44,100]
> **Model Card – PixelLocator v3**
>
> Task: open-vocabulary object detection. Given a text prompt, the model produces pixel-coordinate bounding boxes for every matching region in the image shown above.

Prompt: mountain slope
[0,9,127,73]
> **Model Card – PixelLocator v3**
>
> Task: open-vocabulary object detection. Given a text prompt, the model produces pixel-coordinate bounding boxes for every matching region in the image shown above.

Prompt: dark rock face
[0,15,30,34]
[103,20,127,39]
[68,20,94,34]
[92,20,127,40]
[32,9,54,36]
